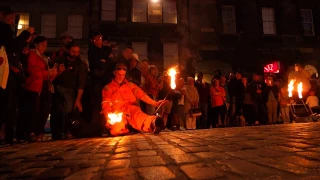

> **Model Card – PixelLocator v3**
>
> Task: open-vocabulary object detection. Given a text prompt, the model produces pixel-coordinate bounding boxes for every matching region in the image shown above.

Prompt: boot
[152,116,164,134]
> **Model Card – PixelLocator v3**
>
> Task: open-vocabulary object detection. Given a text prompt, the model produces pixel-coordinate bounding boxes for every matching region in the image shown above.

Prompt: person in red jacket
[101,63,166,136]
[23,36,57,142]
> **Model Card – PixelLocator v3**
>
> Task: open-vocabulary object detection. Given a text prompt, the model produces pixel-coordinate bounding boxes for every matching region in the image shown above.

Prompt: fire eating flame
[108,113,123,125]
[297,82,303,99]
[168,68,177,89]
[288,80,294,98]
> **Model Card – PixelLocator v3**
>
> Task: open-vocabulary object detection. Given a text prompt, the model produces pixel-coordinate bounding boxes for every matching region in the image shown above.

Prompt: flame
[288,80,294,98]
[108,112,123,125]
[168,68,177,89]
[297,82,303,99]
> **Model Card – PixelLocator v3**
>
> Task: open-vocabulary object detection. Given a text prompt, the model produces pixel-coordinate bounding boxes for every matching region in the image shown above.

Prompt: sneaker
[152,116,164,134]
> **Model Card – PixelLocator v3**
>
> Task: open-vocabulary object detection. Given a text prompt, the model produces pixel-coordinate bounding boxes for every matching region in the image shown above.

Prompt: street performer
[101,63,167,136]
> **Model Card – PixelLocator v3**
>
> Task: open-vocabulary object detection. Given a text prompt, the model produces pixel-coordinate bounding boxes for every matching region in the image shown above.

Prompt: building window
[16,13,30,36]
[68,15,83,39]
[163,43,178,69]
[148,0,162,23]
[132,0,147,22]
[101,0,116,21]
[163,1,177,24]
[41,14,56,38]
[221,6,236,33]
[262,7,276,35]
[300,9,315,36]
[132,42,148,60]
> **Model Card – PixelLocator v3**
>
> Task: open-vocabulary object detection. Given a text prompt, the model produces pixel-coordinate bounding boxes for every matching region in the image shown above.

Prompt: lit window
[16,13,30,36]
[68,15,83,39]
[163,1,177,24]
[148,0,162,23]
[101,0,116,21]
[300,9,314,36]
[41,14,56,38]
[221,6,236,33]
[132,42,148,60]
[163,43,178,69]
[262,7,276,35]
[133,0,147,22]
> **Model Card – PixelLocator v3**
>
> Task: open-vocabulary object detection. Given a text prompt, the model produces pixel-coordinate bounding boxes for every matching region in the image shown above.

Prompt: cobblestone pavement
[1,123,320,180]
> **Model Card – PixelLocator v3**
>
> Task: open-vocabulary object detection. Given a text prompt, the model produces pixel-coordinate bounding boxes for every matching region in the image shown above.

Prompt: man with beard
[51,41,87,139]
[50,32,73,65]
[88,31,114,132]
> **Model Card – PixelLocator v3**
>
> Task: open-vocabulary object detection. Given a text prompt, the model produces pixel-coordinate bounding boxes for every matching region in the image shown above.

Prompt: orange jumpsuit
[102,79,157,136]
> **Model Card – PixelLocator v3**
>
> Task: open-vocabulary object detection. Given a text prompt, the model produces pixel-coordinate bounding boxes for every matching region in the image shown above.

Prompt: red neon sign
[264,61,280,73]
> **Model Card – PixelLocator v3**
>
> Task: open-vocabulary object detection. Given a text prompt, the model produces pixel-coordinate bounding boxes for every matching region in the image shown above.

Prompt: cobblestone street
[1,123,320,179]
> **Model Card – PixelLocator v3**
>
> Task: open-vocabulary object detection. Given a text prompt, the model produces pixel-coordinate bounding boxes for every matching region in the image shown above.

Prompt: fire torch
[154,67,177,114]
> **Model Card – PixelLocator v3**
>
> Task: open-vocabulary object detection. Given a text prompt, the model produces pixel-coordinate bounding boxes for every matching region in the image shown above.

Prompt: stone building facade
[0,0,90,58]
[189,0,320,76]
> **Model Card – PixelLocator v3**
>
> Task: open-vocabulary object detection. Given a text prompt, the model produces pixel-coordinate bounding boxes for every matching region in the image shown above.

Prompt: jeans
[56,86,76,134]
[281,106,290,123]
[266,100,278,124]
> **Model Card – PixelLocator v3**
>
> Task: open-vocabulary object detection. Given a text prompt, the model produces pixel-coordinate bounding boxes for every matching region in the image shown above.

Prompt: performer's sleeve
[130,82,146,99]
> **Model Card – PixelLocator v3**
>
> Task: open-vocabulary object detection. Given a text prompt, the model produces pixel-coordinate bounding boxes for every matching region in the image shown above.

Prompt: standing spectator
[265,77,279,124]
[52,42,87,139]
[242,77,255,125]
[158,72,172,129]
[23,36,57,142]
[0,6,33,144]
[185,77,199,130]
[144,65,162,115]
[279,87,290,123]
[228,72,244,125]
[210,78,226,127]
[128,53,141,86]
[177,78,186,130]
[251,73,266,125]
[139,58,150,112]
[195,72,210,128]
[220,75,230,126]
[88,31,113,130]
[50,32,73,65]
[116,45,133,70]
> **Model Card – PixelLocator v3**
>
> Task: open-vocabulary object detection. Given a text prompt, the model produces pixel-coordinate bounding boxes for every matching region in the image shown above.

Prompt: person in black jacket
[88,31,113,132]
[0,6,32,144]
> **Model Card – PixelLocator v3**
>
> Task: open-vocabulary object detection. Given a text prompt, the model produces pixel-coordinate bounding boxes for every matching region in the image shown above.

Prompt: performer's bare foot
[152,116,164,134]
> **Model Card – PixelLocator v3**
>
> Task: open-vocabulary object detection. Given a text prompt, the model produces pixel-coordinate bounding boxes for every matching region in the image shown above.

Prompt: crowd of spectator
[1,6,319,146]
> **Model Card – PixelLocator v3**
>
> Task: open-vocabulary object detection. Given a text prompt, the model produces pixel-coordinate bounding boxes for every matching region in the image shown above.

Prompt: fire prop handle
[154,89,173,114]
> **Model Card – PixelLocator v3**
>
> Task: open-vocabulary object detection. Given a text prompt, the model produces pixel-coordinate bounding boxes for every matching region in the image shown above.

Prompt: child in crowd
[306,90,319,111]
[278,87,291,123]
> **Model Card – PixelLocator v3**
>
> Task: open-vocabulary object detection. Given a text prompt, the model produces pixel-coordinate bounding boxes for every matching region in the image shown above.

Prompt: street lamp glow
[151,0,159,3]
[18,24,22,29]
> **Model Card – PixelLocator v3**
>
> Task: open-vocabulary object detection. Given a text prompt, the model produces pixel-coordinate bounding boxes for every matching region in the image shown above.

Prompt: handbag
[190,108,202,117]
[0,46,9,89]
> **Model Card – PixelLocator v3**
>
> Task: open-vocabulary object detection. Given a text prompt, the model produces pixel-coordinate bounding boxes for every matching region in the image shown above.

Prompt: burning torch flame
[288,80,294,98]
[298,82,303,99]
[168,68,177,89]
[108,113,123,125]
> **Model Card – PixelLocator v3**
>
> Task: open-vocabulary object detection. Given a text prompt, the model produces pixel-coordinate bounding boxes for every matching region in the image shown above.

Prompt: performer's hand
[101,103,112,114]
[154,100,168,107]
